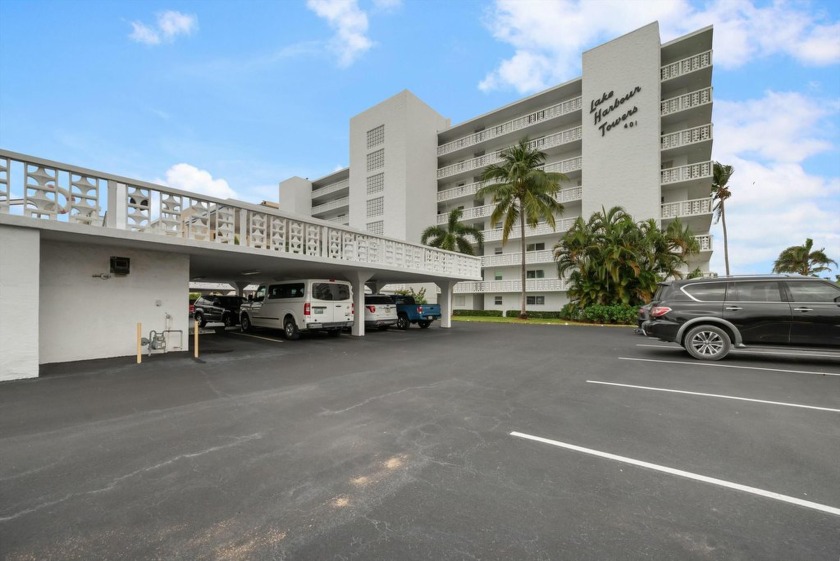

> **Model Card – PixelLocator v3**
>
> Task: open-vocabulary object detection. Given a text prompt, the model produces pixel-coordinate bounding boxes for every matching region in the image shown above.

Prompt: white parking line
[230,332,285,343]
[619,357,840,377]
[635,343,840,359]
[510,431,840,517]
[587,380,840,413]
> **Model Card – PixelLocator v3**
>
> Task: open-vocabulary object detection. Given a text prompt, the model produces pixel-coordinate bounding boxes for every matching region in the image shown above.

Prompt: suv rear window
[682,282,726,301]
[786,281,840,302]
[727,281,782,302]
[312,283,351,301]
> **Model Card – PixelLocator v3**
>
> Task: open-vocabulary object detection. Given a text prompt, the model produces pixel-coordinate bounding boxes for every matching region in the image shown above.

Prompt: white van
[240,279,354,339]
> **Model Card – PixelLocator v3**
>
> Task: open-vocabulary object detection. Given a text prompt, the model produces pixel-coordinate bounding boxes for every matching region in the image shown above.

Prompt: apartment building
[279,22,714,312]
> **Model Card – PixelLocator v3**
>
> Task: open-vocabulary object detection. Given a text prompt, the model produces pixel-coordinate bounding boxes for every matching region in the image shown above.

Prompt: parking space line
[619,357,840,377]
[510,431,840,517]
[587,380,840,413]
[634,344,840,359]
[229,332,285,343]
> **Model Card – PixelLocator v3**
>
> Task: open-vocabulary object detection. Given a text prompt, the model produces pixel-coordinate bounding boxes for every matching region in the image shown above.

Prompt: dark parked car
[642,275,840,360]
[193,295,244,327]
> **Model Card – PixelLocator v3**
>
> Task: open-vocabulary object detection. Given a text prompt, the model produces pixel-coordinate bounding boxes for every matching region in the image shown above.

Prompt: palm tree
[478,137,566,319]
[421,208,484,256]
[772,238,837,276]
[712,162,734,275]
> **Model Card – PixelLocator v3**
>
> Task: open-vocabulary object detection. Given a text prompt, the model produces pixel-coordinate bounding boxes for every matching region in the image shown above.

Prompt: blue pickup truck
[390,295,441,330]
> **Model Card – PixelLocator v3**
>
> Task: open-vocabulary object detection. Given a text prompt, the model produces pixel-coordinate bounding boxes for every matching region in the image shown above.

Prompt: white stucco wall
[581,22,662,223]
[39,241,190,364]
[278,176,314,216]
[0,225,40,380]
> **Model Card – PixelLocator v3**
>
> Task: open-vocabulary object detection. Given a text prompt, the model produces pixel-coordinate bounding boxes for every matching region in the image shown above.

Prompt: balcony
[437,186,582,225]
[438,97,582,156]
[661,124,712,151]
[311,196,349,215]
[694,234,712,252]
[437,129,583,180]
[544,156,582,175]
[454,278,568,294]
[661,87,712,117]
[482,250,555,268]
[482,217,576,243]
[661,50,712,81]
[661,197,712,219]
[312,179,349,200]
[661,161,712,186]
[438,180,482,203]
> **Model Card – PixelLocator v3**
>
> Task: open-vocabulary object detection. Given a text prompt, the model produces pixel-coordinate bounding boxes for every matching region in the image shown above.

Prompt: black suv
[642,275,840,360]
[193,295,244,327]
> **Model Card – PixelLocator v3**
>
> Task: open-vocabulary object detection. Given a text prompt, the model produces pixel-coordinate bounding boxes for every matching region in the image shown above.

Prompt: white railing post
[106,180,127,229]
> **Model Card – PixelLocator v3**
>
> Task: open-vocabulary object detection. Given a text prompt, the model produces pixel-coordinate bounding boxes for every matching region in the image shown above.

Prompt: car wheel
[194,312,206,328]
[396,314,409,330]
[684,325,731,361]
[223,313,235,327]
[240,314,252,333]
[418,320,431,329]
[284,316,300,340]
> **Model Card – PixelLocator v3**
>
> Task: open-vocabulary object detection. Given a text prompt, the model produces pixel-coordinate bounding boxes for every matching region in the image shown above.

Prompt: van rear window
[313,283,351,301]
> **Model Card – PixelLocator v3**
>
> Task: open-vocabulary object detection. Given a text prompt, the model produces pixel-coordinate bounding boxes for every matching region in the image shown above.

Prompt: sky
[1,0,838,276]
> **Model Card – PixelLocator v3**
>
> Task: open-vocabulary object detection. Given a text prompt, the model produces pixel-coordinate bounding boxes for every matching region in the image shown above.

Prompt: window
[367,173,384,194]
[526,242,545,252]
[527,296,545,305]
[727,281,782,302]
[367,149,384,171]
[367,197,384,218]
[786,281,840,303]
[494,247,503,255]
[526,270,545,279]
[494,296,503,306]
[366,125,384,149]
[313,283,351,301]
[268,283,305,299]
[494,272,503,281]
[366,220,384,235]
[682,282,726,302]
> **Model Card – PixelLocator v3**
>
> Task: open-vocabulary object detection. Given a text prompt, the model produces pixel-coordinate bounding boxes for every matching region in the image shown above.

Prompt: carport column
[437,280,456,329]
[349,271,373,336]
[0,226,40,380]
[233,281,250,297]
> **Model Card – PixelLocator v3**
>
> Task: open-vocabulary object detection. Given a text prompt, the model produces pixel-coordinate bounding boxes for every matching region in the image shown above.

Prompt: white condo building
[279,22,714,312]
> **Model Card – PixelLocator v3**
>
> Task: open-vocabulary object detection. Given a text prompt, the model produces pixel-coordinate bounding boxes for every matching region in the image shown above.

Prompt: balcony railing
[661,87,712,117]
[482,217,576,243]
[661,197,712,219]
[482,250,555,268]
[312,179,349,200]
[437,128,583,180]
[661,161,712,185]
[311,196,349,215]
[438,180,482,202]
[661,50,712,81]
[544,156,582,175]
[438,97,583,156]
[661,124,712,150]
[694,234,712,252]
[437,187,581,225]
[0,149,481,279]
[454,278,568,294]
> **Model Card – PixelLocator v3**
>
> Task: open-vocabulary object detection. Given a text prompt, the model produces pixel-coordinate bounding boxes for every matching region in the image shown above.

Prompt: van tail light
[304,302,311,317]
[650,306,671,318]
[351,303,355,316]
[367,305,376,313]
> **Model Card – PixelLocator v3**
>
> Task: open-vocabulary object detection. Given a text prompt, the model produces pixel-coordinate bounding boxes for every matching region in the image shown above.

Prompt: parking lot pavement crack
[318,383,446,416]
[0,433,263,523]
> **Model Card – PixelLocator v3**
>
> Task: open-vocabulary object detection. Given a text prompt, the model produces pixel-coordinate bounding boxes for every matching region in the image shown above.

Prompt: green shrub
[580,304,637,324]
[504,310,565,319]
[453,309,503,317]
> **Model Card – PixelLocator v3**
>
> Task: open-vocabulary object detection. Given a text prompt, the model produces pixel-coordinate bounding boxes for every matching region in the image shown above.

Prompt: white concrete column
[349,271,374,336]
[233,281,250,297]
[105,181,127,229]
[437,280,456,329]
[0,226,40,380]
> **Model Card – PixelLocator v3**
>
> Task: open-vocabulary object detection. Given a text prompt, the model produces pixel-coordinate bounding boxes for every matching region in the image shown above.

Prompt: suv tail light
[304,302,311,316]
[189,304,195,314]
[367,305,376,313]
[650,306,671,318]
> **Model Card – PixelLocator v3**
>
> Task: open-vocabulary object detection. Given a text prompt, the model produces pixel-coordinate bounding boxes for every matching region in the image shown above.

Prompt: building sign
[590,86,641,137]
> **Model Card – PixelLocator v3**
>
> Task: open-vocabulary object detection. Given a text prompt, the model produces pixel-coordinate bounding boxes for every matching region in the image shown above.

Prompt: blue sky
[1,0,838,276]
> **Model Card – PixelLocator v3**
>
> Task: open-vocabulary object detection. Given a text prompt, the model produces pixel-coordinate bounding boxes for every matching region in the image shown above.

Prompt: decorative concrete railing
[438,180,483,203]
[661,197,712,219]
[437,186,582,225]
[661,124,712,150]
[0,150,481,279]
[694,234,712,251]
[482,250,555,268]
[311,179,349,200]
[437,128,583,180]
[660,50,712,81]
[544,157,582,175]
[482,217,576,243]
[661,87,712,117]
[437,97,583,156]
[660,161,712,185]
[454,278,567,294]
[311,196,349,215]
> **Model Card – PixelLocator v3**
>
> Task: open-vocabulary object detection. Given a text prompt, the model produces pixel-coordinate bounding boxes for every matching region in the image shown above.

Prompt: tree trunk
[519,209,528,320]
[721,203,730,276]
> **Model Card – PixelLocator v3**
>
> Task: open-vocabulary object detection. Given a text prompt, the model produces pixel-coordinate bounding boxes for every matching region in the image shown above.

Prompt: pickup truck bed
[390,295,441,330]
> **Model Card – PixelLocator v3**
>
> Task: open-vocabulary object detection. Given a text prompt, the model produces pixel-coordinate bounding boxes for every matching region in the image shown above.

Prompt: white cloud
[306,0,374,67]
[129,10,198,46]
[158,164,237,200]
[480,0,840,94]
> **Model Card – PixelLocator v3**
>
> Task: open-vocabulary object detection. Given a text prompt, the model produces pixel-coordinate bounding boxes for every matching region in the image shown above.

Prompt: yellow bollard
[137,322,142,364]
[194,318,199,358]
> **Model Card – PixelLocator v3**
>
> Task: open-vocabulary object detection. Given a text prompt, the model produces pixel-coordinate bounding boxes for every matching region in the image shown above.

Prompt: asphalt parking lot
[1,323,839,560]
